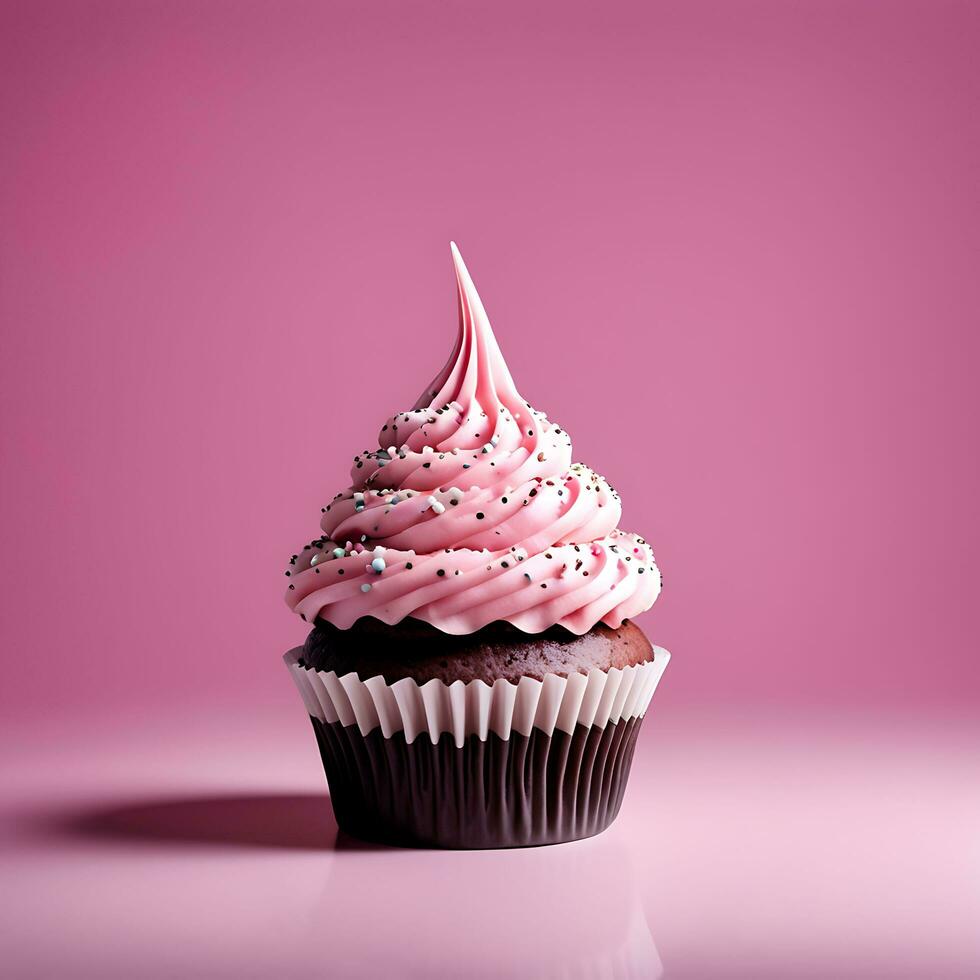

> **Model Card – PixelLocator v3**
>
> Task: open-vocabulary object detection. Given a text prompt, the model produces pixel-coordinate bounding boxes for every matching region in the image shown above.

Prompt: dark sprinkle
[501,496,508,503]
[501,561,509,568]
[338,569,345,575]
[437,569,445,577]
[406,562,413,569]
[476,512,485,520]
[422,462,431,468]
[529,489,537,497]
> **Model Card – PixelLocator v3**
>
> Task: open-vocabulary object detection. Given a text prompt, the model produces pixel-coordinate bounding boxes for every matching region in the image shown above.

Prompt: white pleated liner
[284,646,670,747]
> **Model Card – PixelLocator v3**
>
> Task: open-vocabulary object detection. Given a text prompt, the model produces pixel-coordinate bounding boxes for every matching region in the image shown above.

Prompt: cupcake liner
[284,646,670,745]
[310,715,643,848]
[285,646,670,848]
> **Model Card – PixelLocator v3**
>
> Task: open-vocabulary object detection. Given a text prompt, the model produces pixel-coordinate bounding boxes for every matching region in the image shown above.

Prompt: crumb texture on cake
[302,616,655,685]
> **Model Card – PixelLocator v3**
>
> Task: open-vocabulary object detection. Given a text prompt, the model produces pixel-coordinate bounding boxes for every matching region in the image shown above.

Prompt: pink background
[3,0,978,721]
[2,3,979,977]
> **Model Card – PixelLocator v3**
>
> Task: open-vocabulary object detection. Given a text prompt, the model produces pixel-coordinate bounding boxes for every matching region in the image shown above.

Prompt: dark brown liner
[308,715,643,849]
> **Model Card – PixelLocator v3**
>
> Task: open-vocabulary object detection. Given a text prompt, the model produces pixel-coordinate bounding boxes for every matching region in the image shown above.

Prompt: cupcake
[284,244,670,848]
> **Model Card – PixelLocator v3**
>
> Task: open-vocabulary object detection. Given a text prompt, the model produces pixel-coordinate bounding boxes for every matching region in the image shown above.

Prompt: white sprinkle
[309,554,319,565]
[360,583,372,593]
[332,548,345,559]
[425,494,446,515]
[371,557,386,573]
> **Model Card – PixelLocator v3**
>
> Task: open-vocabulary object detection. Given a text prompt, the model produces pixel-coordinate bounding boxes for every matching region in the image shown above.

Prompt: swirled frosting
[285,244,661,635]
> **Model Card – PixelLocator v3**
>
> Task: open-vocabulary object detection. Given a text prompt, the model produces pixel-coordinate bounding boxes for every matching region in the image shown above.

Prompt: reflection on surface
[12,711,980,978]
[314,829,662,980]
[39,789,660,977]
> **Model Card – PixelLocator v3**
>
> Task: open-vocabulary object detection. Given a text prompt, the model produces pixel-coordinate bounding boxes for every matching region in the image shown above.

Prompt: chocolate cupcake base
[309,715,644,849]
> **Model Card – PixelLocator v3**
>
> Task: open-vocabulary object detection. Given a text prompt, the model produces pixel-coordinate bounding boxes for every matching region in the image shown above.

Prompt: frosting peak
[363,244,570,494]
[416,242,520,410]
[286,245,661,635]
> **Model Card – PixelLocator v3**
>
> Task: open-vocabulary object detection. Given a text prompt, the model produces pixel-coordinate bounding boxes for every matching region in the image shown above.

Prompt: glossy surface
[3,702,977,979]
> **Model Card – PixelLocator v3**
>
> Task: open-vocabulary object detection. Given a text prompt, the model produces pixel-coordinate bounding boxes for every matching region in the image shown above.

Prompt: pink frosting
[285,244,661,635]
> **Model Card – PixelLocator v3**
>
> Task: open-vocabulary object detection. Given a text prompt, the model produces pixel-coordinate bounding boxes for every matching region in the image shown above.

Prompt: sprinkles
[285,264,661,636]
